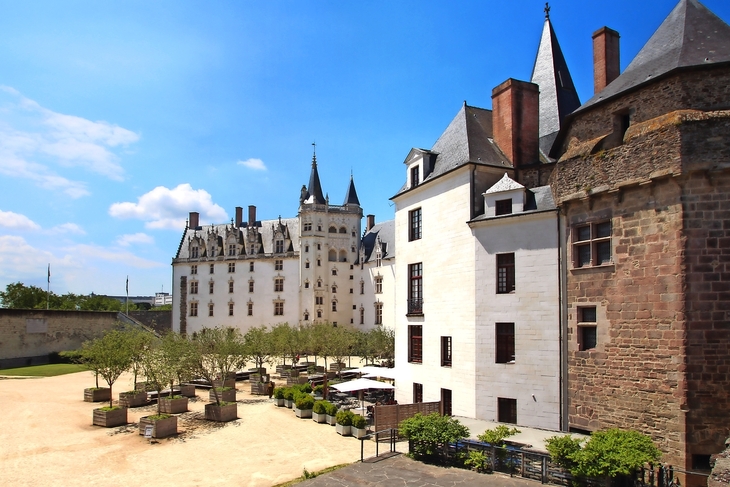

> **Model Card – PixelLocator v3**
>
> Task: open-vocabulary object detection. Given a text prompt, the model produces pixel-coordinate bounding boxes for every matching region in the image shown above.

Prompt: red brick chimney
[248,205,256,225]
[491,79,539,168]
[592,27,620,94]
[189,211,199,229]
[366,214,375,232]
[235,206,243,227]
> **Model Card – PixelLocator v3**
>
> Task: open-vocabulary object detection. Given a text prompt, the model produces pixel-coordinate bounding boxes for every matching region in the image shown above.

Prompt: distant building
[154,292,172,306]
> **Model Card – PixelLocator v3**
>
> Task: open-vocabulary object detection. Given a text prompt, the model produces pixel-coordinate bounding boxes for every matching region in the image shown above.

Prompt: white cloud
[0,210,41,231]
[238,158,267,171]
[0,235,57,283]
[48,223,86,235]
[0,86,140,194]
[117,232,154,247]
[108,183,227,231]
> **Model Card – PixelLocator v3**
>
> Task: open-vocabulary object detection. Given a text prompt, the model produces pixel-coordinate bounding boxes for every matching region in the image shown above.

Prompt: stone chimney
[248,205,256,226]
[592,27,620,94]
[189,211,199,229]
[366,215,375,232]
[491,79,539,168]
[235,207,243,227]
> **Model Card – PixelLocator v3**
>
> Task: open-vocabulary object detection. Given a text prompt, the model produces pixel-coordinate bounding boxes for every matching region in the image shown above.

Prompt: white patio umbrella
[330,377,395,410]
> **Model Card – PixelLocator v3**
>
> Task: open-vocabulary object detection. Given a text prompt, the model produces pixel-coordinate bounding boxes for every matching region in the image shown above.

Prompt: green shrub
[464,450,488,472]
[324,402,339,416]
[300,383,312,394]
[352,414,367,429]
[477,425,521,447]
[545,434,583,472]
[147,413,172,421]
[313,384,324,394]
[213,386,234,393]
[335,409,354,426]
[398,412,469,461]
[98,405,122,412]
[313,400,328,414]
[283,388,296,401]
[295,394,315,410]
[273,387,285,399]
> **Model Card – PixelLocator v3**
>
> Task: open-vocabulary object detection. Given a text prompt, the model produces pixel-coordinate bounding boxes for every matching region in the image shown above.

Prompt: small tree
[399,412,469,462]
[546,429,661,483]
[127,328,154,389]
[139,339,177,416]
[190,327,246,405]
[81,330,135,408]
[242,326,274,371]
[477,424,521,446]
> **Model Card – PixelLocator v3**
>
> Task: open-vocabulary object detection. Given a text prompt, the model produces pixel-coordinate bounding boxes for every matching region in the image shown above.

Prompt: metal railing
[360,428,398,463]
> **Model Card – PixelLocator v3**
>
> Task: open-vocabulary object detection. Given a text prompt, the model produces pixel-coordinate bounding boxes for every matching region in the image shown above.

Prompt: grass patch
[272,464,349,487]
[0,363,86,377]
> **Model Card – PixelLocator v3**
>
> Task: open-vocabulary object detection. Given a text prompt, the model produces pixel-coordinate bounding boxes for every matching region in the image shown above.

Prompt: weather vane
[544,2,550,19]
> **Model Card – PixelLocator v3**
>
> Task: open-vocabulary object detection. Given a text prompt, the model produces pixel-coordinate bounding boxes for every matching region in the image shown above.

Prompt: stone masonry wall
[0,309,120,367]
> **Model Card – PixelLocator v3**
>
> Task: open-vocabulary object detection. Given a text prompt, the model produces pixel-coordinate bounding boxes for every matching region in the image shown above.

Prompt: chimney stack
[189,212,199,229]
[491,79,539,168]
[593,27,620,94]
[235,207,243,227]
[366,215,375,232]
[248,205,257,226]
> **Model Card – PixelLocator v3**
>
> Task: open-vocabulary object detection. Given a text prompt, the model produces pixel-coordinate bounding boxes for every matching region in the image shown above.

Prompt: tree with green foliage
[81,329,136,407]
[477,424,521,446]
[242,325,274,370]
[126,328,154,387]
[0,282,50,309]
[270,323,302,366]
[0,282,138,311]
[545,429,661,482]
[399,412,470,461]
[190,327,247,405]
[322,324,356,373]
[359,326,395,365]
[139,338,177,415]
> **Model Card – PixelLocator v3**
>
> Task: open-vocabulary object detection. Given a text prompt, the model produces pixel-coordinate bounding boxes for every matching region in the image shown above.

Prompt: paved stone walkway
[298,453,540,487]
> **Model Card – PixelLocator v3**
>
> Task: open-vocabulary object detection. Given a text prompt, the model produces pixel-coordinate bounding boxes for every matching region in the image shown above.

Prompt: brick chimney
[593,27,620,94]
[189,211,199,229]
[366,215,375,232]
[491,79,539,168]
[235,206,243,227]
[248,205,256,226]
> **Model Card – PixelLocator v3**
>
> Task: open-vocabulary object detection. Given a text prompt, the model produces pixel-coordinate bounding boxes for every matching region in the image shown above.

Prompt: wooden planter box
[160,396,188,414]
[119,390,148,408]
[178,384,196,397]
[294,407,312,419]
[353,427,368,439]
[250,381,268,395]
[312,411,327,423]
[93,407,127,427]
[84,388,111,403]
[209,388,236,403]
[212,378,236,389]
[205,403,237,422]
[336,423,351,436]
[326,414,337,426]
[139,415,177,438]
[135,382,152,391]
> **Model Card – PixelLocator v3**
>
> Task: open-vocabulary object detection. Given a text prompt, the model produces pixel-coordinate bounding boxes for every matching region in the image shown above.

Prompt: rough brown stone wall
[0,309,120,367]
[557,66,730,151]
[128,310,171,334]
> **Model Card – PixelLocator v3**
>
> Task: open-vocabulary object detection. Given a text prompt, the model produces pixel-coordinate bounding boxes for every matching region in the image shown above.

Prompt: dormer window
[410,166,420,187]
[495,199,512,216]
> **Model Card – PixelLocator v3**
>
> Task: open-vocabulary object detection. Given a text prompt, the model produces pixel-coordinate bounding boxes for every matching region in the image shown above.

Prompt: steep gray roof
[343,175,360,206]
[530,18,581,154]
[304,155,326,204]
[469,185,556,224]
[361,219,395,264]
[392,104,510,198]
[580,0,730,111]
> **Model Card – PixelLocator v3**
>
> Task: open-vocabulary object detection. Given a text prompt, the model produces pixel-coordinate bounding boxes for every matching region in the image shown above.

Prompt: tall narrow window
[410,165,420,187]
[498,398,517,424]
[228,244,236,256]
[496,253,515,294]
[441,389,452,416]
[408,263,423,315]
[409,208,422,241]
[275,239,284,253]
[441,336,452,367]
[275,259,283,270]
[331,301,337,312]
[360,281,364,294]
[209,264,215,274]
[228,262,235,273]
[247,302,253,316]
[274,278,284,292]
[191,265,198,275]
[208,303,214,317]
[209,281,214,294]
[496,323,515,363]
[360,307,364,325]
[228,281,234,293]
[190,281,198,294]
[190,302,198,317]
[573,221,612,267]
[408,325,422,363]
[249,261,254,272]
[578,307,598,351]
[228,302,234,316]
[375,276,383,294]
[375,303,383,325]
[249,281,254,293]
[274,301,284,316]
[191,247,199,258]
[413,383,423,403]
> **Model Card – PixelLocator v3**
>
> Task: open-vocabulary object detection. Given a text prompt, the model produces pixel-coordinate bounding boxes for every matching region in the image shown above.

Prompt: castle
[172,0,730,481]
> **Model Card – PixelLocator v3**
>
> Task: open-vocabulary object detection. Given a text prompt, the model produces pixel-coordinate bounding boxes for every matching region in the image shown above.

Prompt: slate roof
[392,104,511,198]
[360,219,395,264]
[469,185,556,224]
[343,175,360,206]
[580,0,730,111]
[530,18,581,155]
[304,155,326,204]
[484,173,525,194]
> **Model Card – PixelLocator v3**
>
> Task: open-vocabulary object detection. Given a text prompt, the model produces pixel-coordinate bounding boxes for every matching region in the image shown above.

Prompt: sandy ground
[0,365,391,487]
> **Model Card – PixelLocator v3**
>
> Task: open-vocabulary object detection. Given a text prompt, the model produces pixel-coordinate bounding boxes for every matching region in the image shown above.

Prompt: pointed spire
[530,9,581,153]
[581,0,730,110]
[305,144,326,204]
[343,174,361,206]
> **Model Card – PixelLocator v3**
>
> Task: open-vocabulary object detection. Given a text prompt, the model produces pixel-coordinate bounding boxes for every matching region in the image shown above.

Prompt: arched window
[328,249,337,262]
[329,226,337,233]
[339,226,347,234]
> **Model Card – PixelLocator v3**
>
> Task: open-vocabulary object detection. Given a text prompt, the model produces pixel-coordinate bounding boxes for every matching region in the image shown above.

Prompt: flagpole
[47,263,50,310]
[126,276,129,314]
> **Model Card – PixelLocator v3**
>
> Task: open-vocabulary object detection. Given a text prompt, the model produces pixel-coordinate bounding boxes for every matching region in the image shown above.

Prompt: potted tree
[335,409,354,436]
[294,394,314,419]
[273,387,285,407]
[325,402,338,426]
[352,414,368,439]
[312,400,328,423]
[157,332,193,415]
[138,337,180,438]
[191,327,246,422]
[283,388,295,409]
[82,329,136,427]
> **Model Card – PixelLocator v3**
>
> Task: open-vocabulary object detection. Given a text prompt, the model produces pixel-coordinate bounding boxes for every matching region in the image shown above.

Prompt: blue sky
[1,0,728,297]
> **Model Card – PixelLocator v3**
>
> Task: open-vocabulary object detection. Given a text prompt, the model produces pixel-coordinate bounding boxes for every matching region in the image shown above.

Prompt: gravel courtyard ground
[0,369,391,487]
